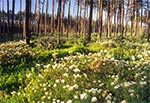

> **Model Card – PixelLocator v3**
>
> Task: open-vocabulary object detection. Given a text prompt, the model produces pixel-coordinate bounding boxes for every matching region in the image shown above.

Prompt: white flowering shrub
[0,37,149,103]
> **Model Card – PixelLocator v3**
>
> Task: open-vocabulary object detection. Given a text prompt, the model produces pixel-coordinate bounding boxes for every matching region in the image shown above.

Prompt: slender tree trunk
[107,0,110,37]
[86,0,93,42]
[37,0,41,35]
[57,0,62,44]
[25,0,30,44]
[121,2,124,36]
[0,0,1,42]
[79,1,82,36]
[11,0,15,40]
[76,0,79,36]
[141,4,143,27]
[98,0,103,39]
[135,7,139,36]
[19,0,22,34]
[84,0,87,35]
[45,0,48,35]
[67,0,71,37]
[2,0,4,34]
[62,0,66,35]
[7,0,10,37]
[51,0,55,34]
[113,3,116,36]
[40,0,45,34]
[34,0,37,33]
[147,0,150,42]
[131,0,135,36]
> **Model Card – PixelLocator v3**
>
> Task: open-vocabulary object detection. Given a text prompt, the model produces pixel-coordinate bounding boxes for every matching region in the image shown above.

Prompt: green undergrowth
[0,36,150,103]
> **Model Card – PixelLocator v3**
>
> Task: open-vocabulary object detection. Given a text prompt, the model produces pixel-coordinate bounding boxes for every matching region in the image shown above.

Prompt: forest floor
[0,35,150,103]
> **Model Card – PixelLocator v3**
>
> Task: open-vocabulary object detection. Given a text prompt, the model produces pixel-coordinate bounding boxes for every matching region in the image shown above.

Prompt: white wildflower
[80,93,88,100]
[66,100,72,103]
[91,97,98,102]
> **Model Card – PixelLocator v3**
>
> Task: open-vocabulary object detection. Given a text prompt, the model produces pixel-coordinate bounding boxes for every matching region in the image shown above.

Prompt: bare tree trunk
[86,0,93,42]
[140,3,143,27]
[107,0,110,37]
[40,0,45,35]
[19,0,22,34]
[37,0,41,35]
[76,0,80,36]
[11,0,15,40]
[131,0,135,36]
[0,0,1,42]
[113,2,116,36]
[2,0,4,34]
[84,0,88,35]
[34,0,37,33]
[79,1,82,36]
[62,0,66,35]
[98,0,103,39]
[57,0,62,44]
[147,0,150,42]
[7,0,10,37]
[121,2,124,36]
[25,0,30,44]
[51,0,55,34]
[67,0,71,37]
[45,0,48,35]
[135,7,139,36]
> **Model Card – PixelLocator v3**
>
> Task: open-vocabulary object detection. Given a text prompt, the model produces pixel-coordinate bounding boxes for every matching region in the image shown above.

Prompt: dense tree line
[0,0,150,44]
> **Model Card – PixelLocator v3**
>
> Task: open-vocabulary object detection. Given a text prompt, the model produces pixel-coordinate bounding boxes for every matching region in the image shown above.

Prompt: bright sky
[1,0,97,20]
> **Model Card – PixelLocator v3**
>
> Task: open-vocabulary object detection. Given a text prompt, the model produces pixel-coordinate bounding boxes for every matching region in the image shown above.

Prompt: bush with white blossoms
[0,37,150,103]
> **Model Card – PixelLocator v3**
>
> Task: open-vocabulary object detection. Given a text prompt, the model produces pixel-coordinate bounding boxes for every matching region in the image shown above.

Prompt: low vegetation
[0,36,149,103]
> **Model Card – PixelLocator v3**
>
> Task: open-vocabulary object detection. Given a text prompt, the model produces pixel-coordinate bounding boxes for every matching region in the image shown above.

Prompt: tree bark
[98,0,103,39]
[57,0,62,44]
[10,0,15,40]
[86,0,93,42]
[67,0,71,37]
[19,0,22,34]
[51,0,55,33]
[7,0,10,37]
[25,0,30,44]
[37,0,41,34]
[45,0,48,35]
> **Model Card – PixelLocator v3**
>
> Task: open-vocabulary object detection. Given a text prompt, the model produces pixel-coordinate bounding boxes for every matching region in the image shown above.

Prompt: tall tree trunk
[135,7,139,36]
[67,0,71,37]
[98,0,103,39]
[45,0,48,35]
[125,0,130,36]
[62,0,66,35]
[11,0,15,40]
[86,0,93,42]
[19,0,22,34]
[0,0,1,42]
[121,2,124,36]
[2,0,4,34]
[147,0,150,42]
[79,1,82,36]
[107,0,110,37]
[51,0,55,33]
[34,0,37,33]
[76,0,79,36]
[37,0,41,35]
[113,2,116,36]
[40,0,45,34]
[25,0,30,44]
[131,0,135,36]
[84,0,88,35]
[7,0,10,37]
[57,0,62,44]
[140,2,143,27]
